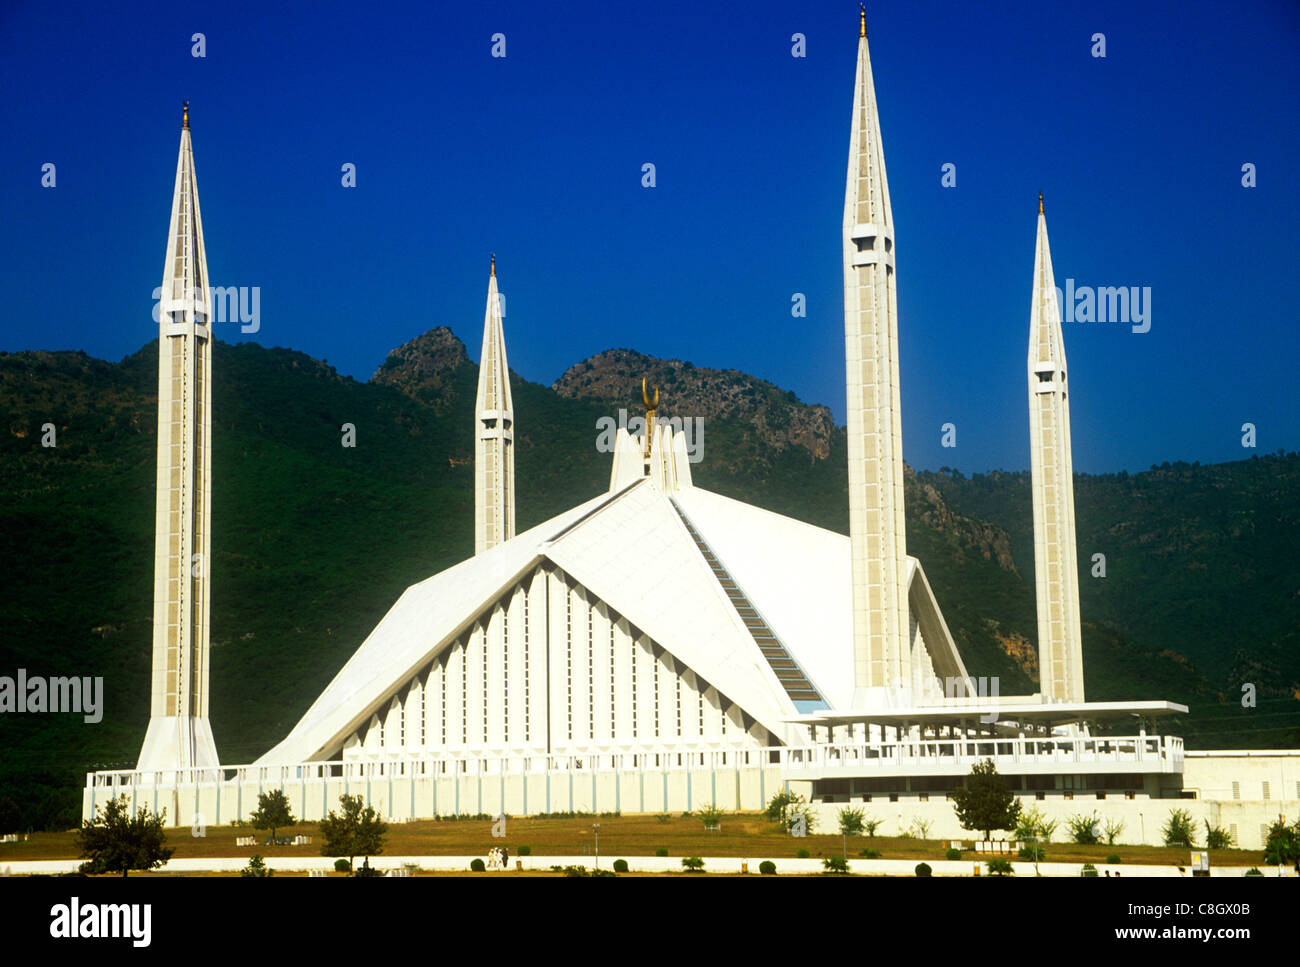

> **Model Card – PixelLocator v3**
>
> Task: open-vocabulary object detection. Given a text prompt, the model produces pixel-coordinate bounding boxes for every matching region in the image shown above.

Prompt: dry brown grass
[0,811,1266,869]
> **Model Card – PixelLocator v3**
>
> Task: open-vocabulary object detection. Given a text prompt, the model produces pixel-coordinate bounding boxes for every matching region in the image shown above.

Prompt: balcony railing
[85,733,1182,791]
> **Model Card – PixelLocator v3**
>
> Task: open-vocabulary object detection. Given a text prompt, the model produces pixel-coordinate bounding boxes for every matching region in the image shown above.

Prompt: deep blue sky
[2,0,1296,473]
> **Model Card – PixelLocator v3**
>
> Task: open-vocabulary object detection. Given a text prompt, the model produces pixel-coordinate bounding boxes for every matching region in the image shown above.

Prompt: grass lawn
[0,810,1268,869]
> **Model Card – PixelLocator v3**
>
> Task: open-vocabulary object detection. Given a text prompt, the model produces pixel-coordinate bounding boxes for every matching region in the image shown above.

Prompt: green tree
[75,795,174,877]
[950,760,1021,841]
[319,793,388,874]
[248,789,296,843]
[0,796,21,834]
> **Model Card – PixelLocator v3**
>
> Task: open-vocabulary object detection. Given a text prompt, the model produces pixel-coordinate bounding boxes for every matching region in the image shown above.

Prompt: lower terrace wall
[82,750,1298,852]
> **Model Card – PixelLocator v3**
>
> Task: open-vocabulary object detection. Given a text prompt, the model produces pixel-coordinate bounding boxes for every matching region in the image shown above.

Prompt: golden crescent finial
[860,3,866,38]
[490,253,496,277]
[182,100,189,129]
[641,376,660,410]
[1038,191,1044,215]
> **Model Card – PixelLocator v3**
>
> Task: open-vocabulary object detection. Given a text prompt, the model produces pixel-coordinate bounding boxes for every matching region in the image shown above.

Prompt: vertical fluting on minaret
[843,9,909,704]
[1028,195,1085,702]
[138,102,220,771]
[475,255,515,554]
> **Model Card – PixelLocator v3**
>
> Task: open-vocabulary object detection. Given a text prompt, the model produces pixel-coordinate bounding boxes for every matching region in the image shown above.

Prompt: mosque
[85,10,1295,849]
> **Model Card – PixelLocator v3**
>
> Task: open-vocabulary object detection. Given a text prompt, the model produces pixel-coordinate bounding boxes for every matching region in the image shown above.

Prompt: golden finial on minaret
[182,100,189,130]
[490,253,496,277]
[860,3,866,37]
[1038,191,1044,215]
[641,376,660,458]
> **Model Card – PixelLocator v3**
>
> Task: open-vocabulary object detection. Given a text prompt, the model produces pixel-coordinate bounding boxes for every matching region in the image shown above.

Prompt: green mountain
[1,331,1296,830]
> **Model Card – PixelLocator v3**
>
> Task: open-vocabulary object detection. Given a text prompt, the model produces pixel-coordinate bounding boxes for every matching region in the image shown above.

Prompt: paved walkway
[0,855,1282,877]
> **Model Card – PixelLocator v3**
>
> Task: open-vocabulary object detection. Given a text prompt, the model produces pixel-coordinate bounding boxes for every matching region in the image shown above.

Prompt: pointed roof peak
[1038,191,1044,215]
[182,100,190,130]
[490,253,496,277]
[860,3,867,38]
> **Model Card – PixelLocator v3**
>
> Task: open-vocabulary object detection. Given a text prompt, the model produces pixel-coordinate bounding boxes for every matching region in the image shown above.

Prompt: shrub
[915,862,932,877]
[759,860,776,875]
[822,856,849,874]
[1103,817,1125,846]
[838,807,865,837]
[333,858,351,873]
[945,848,962,861]
[1016,805,1057,844]
[795,848,810,859]
[1067,812,1101,845]
[1018,844,1044,861]
[1106,854,1122,865]
[1162,809,1196,847]
[859,847,880,859]
[517,845,531,856]
[1204,822,1231,850]
[863,817,883,837]
[907,817,934,840]
[681,856,705,872]
[240,855,272,878]
[354,860,383,877]
[612,859,629,873]
[1244,867,1263,876]
[1081,863,1099,877]
[1263,818,1300,866]
[986,858,1013,876]
[470,858,486,872]
[655,813,671,825]
[700,805,724,829]
[654,847,668,857]
[765,791,814,835]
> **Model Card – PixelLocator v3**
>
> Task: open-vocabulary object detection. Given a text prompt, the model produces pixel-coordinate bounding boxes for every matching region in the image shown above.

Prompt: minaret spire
[138,104,220,772]
[843,8,909,706]
[475,256,515,554]
[1027,197,1085,703]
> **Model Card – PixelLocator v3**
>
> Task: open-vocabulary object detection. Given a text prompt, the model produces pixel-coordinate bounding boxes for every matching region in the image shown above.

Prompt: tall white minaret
[474,255,515,554]
[843,6,909,706]
[138,102,220,771]
[1028,194,1085,703]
